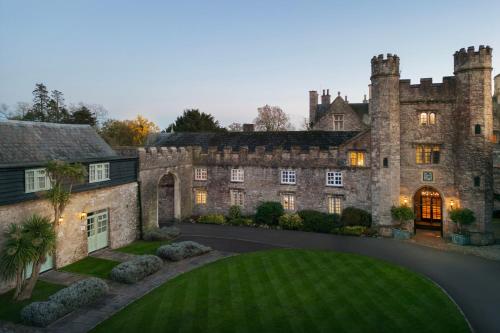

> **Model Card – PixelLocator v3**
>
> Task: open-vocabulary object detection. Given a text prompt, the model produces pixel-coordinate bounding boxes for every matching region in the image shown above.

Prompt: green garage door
[87,209,109,253]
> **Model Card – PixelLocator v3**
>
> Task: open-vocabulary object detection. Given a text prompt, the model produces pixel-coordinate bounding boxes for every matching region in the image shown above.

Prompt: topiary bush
[21,277,109,327]
[143,226,181,241]
[340,207,372,227]
[156,241,211,261]
[298,210,333,233]
[228,205,242,220]
[198,214,226,225]
[278,213,303,230]
[255,202,284,226]
[390,206,415,228]
[324,213,342,228]
[110,255,163,284]
[228,217,253,226]
[449,208,476,234]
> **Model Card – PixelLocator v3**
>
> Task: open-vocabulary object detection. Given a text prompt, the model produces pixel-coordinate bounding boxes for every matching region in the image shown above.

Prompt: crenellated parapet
[454,45,492,73]
[371,53,400,78]
[399,76,456,103]
[138,146,193,170]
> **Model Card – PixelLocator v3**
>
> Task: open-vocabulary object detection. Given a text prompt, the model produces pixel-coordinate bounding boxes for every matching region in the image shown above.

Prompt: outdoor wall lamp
[58,217,64,224]
[450,200,455,210]
[403,197,408,205]
[80,212,87,220]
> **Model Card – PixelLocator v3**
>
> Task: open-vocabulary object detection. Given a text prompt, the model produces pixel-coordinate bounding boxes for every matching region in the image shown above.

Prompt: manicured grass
[60,256,119,279]
[115,240,170,255]
[92,249,469,333]
[0,280,64,323]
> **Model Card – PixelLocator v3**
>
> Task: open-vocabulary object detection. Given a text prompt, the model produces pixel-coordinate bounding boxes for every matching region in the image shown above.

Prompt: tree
[128,115,160,145]
[227,122,243,132]
[301,117,312,131]
[46,90,65,122]
[99,116,159,146]
[68,105,97,126]
[166,109,226,132]
[254,105,292,131]
[28,83,50,121]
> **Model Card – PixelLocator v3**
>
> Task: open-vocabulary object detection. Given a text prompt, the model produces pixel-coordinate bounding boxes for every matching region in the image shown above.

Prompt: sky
[1,0,499,129]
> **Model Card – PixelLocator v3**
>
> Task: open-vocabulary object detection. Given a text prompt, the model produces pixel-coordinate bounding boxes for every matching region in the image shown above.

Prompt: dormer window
[333,114,344,130]
[349,151,366,167]
[89,163,110,183]
[25,168,51,193]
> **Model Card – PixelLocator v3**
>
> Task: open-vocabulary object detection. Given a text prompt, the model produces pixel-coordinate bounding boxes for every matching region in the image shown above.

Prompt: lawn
[60,256,120,279]
[92,249,469,333]
[115,240,170,255]
[0,280,64,323]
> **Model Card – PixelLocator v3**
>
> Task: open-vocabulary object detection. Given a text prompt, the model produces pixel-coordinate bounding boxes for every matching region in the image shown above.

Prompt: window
[231,168,244,182]
[416,145,440,164]
[383,157,389,168]
[195,189,207,204]
[326,171,343,187]
[420,112,436,125]
[281,170,296,184]
[25,168,50,193]
[194,168,207,181]
[333,114,344,130]
[474,176,481,187]
[89,163,110,183]
[419,113,428,125]
[281,193,295,211]
[429,113,436,125]
[349,151,365,167]
[475,124,481,135]
[230,189,244,206]
[328,196,342,215]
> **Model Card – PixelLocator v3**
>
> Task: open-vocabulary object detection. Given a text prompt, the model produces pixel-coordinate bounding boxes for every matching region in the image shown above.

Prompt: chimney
[363,94,368,103]
[243,123,254,132]
[344,95,348,102]
[309,90,318,124]
[321,89,331,105]
[495,74,500,102]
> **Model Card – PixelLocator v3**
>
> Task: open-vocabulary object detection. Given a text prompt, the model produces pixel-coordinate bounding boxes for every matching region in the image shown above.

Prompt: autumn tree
[254,105,292,131]
[166,109,226,132]
[100,116,159,146]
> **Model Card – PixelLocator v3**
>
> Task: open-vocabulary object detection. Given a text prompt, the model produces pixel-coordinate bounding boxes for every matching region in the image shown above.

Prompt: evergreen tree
[29,83,50,121]
[166,109,226,132]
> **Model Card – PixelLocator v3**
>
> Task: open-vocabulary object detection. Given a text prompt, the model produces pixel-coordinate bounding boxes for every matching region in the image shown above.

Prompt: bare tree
[301,117,312,130]
[0,104,9,119]
[227,122,243,132]
[254,105,292,131]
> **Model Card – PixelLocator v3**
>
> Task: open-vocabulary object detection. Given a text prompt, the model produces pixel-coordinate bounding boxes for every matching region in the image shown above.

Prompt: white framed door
[87,209,109,253]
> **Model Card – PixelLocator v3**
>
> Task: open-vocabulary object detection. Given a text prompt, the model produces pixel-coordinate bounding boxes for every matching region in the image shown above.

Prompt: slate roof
[149,131,362,151]
[0,121,118,167]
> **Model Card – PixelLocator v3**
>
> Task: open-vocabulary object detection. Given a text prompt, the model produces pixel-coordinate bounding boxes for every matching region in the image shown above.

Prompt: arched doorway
[158,173,177,225]
[413,186,442,232]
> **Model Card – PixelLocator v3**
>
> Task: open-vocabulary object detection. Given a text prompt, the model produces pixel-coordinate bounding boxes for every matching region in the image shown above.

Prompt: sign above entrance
[422,171,433,182]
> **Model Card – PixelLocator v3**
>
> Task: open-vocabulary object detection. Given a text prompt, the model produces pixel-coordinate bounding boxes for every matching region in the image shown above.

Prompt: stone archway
[413,186,443,233]
[158,173,180,225]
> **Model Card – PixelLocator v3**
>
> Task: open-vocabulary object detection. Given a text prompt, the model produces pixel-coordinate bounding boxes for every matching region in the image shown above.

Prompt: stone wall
[0,182,139,292]
[312,96,368,132]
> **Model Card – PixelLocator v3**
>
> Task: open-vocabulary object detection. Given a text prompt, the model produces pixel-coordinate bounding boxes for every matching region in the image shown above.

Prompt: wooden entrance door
[414,187,442,231]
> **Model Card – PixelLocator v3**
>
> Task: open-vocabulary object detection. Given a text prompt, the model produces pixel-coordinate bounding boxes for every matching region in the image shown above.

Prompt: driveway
[177,223,500,333]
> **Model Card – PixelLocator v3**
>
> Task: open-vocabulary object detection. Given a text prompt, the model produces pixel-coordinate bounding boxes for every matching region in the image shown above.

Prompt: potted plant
[449,208,475,245]
[390,205,415,240]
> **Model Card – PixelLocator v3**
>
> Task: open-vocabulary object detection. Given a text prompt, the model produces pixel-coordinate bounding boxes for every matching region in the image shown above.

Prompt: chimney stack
[321,89,331,105]
[344,95,348,102]
[495,74,500,103]
[363,94,368,103]
[243,123,254,132]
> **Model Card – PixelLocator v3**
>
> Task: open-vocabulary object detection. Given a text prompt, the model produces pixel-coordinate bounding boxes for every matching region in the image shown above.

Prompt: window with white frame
[333,114,344,130]
[25,168,51,193]
[326,171,343,187]
[89,163,110,183]
[280,170,296,184]
[194,168,208,181]
[195,188,207,204]
[231,168,244,182]
[328,196,342,215]
[230,189,244,206]
[281,193,295,211]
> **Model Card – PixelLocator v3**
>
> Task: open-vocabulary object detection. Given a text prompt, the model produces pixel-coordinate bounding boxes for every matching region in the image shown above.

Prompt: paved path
[178,223,500,333]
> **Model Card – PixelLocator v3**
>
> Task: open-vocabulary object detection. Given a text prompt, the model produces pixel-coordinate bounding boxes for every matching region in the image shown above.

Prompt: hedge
[340,207,371,227]
[156,241,211,261]
[255,202,284,226]
[110,255,163,284]
[143,226,180,241]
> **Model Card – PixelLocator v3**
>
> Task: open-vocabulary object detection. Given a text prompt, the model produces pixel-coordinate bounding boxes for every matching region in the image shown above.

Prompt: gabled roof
[0,121,118,167]
[315,98,369,123]
[149,131,362,151]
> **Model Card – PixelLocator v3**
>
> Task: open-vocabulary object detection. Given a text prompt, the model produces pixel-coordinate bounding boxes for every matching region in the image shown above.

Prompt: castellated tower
[370,54,401,231]
[453,46,494,232]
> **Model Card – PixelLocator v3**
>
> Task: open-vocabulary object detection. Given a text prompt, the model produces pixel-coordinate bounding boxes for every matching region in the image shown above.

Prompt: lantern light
[450,200,455,210]
[80,212,87,220]
[58,217,64,224]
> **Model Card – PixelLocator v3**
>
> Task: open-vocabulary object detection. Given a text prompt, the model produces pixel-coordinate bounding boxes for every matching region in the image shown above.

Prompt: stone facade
[0,182,139,292]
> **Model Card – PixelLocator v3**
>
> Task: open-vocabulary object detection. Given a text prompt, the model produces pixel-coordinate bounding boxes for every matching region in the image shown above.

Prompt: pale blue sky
[1,0,499,128]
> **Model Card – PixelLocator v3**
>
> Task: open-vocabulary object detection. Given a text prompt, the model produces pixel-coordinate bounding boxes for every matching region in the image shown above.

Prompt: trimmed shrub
[228,205,242,220]
[324,213,341,228]
[229,217,253,226]
[156,241,211,261]
[449,208,476,234]
[298,210,332,233]
[255,202,284,226]
[278,213,303,230]
[390,206,414,226]
[143,226,180,241]
[21,301,66,327]
[22,277,108,327]
[198,214,226,225]
[110,255,163,284]
[340,207,372,227]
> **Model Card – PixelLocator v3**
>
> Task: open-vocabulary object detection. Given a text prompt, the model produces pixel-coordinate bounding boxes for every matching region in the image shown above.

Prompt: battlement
[371,53,400,78]
[399,76,456,102]
[454,45,492,73]
[138,146,193,169]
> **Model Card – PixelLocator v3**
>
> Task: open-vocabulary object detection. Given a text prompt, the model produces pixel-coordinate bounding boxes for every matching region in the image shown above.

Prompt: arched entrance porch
[413,186,443,234]
[158,173,181,225]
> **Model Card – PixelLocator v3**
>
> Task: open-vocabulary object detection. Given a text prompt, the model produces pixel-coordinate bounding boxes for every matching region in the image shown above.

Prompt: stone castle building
[140,46,497,244]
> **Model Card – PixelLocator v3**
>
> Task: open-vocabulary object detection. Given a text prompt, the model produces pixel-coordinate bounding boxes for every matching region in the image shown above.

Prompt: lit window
[281,193,295,211]
[349,151,365,167]
[194,168,207,181]
[333,114,344,130]
[230,189,244,206]
[326,171,342,187]
[419,113,428,125]
[281,170,296,184]
[25,168,51,193]
[328,196,342,215]
[416,145,440,164]
[231,168,244,182]
[429,113,436,125]
[89,163,110,183]
[195,189,207,204]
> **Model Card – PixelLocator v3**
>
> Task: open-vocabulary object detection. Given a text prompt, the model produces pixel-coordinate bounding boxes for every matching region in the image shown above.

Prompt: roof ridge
[0,120,92,128]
